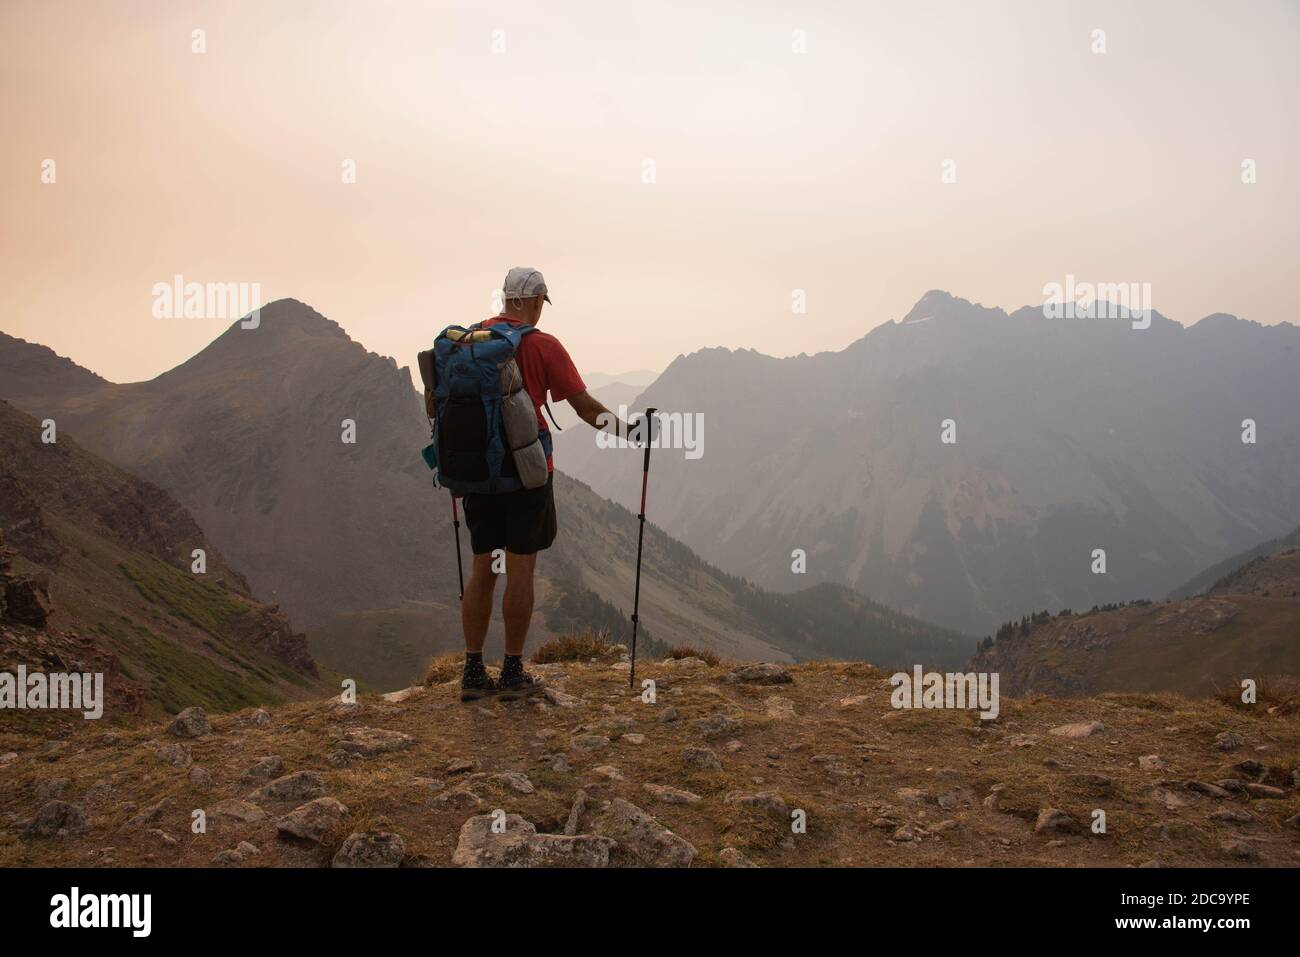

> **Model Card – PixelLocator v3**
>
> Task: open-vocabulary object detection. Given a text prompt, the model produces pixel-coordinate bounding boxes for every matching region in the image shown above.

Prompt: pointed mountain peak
[219,298,351,343]
[899,290,1003,326]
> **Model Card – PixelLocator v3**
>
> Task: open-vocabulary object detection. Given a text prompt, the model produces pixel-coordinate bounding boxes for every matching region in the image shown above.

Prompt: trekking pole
[629,408,657,690]
[451,495,465,601]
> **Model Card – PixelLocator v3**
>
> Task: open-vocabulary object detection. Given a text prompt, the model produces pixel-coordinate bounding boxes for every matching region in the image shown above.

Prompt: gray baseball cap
[502,266,551,304]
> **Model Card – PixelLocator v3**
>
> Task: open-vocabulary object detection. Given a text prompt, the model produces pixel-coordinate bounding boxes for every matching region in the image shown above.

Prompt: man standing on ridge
[455,267,637,702]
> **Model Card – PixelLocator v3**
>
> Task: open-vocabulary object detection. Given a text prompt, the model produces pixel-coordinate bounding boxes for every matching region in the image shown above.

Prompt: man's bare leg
[462,552,498,653]
[502,550,537,655]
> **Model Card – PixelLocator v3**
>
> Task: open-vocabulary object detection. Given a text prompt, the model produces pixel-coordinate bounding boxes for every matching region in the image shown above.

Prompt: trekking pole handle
[638,408,657,514]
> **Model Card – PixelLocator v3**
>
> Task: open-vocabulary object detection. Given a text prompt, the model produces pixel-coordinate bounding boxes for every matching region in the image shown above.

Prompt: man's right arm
[567,390,629,436]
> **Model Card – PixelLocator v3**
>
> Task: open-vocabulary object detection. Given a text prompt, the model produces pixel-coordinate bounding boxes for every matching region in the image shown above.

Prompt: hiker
[425,267,641,702]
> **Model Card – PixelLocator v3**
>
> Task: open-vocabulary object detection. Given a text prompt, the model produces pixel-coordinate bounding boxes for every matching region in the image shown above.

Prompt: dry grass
[532,629,616,663]
[422,653,464,686]
[1211,675,1300,714]
[664,644,721,667]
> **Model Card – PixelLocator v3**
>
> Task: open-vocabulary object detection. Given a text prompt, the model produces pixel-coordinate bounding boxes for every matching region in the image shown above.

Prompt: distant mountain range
[557,290,1300,635]
[0,304,971,692]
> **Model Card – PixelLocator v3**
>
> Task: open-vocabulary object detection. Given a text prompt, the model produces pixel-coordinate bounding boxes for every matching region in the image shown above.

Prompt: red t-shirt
[482,315,586,470]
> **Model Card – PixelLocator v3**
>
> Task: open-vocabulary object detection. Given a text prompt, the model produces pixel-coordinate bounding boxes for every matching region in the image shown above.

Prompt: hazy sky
[2,0,1297,384]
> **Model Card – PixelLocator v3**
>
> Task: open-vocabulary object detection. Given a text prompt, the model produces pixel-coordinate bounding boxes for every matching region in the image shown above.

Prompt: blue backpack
[418,322,552,495]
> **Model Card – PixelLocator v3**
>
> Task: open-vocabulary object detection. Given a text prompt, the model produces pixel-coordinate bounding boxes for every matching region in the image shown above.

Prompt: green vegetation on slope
[118,557,249,637]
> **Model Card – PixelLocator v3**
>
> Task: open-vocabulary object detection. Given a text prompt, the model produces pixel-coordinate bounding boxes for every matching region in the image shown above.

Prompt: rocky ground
[1,656,1298,867]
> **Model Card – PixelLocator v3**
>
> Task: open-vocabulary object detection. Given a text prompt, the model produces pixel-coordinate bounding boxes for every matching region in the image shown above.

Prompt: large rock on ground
[590,799,698,868]
[335,727,415,758]
[332,829,406,867]
[276,797,348,843]
[451,813,615,868]
[208,799,269,826]
[23,801,87,838]
[723,663,793,685]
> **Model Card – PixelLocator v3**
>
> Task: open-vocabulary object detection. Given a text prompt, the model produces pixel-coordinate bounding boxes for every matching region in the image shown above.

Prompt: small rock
[542,687,582,709]
[1048,721,1103,739]
[764,696,796,719]
[1214,731,1244,752]
[621,733,646,745]
[336,727,414,758]
[1186,780,1231,799]
[693,713,741,739]
[487,771,535,794]
[155,742,192,768]
[571,735,611,752]
[146,828,177,847]
[719,847,757,868]
[208,799,268,826]
[241,755,285,782]
[1209,809,1253,824]
[125,796,173,829]
[168,706,211,739]
[252,708,271,727]
[1034,808,1081,835]
[563,790,588,836]
[1220,839,1259,860]
[724,790,788,819]
[658,707,680,724]
[592,765,624,782]
[681,746,722,771]
[1138,755,1164,770]
[643,783,702,805]
[431,789,484,810]
[1244,783,1286,800]
[188,767,213,791]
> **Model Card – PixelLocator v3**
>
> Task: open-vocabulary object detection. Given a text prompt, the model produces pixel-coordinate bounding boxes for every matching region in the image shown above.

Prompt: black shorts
[462,473,557,555]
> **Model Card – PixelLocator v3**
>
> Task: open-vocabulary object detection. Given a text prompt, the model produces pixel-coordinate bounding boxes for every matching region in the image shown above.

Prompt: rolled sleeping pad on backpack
[499,359,549,489]
[417,349,436,419]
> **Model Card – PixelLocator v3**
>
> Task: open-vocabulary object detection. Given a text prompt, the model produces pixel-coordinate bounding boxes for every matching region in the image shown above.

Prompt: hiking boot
[497,669,545,702]
[460,664,499,702]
